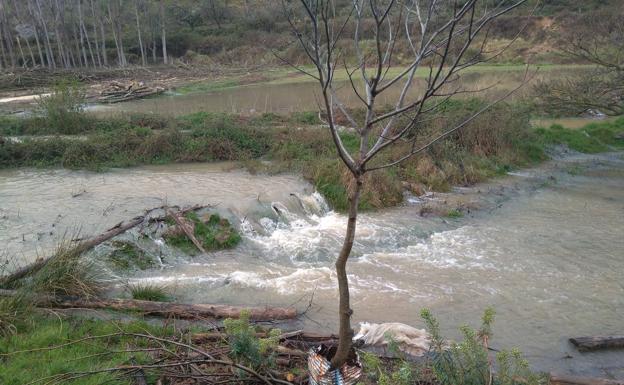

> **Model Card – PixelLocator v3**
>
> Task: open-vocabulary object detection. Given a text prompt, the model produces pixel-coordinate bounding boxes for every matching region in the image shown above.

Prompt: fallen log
[550,374,624,385]
[569,336,624,352]
[0,215,146,288]
[0,289,297,321]
[0,204,208,288]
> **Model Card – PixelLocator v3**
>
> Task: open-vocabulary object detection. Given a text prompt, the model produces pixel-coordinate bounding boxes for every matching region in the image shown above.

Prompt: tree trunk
[550,374,624,385]
[0,0,16,68]
[35,0,56,69]
[24,35,36,67]
[107,1,124,67]
[116,0,126,66]
[89,0,101,67]
[159,0,167,64]
[78,0,94,67]
[15,34,26,66]
[0,214,147,288]
[330,174,362,368]
[0,27,7,69]
[27,0,46,67]
[569,336,624,352]
[135,0,146,66]
[0,289,298,321]
[98,17,107,66]
[11,0,36,67]
[52,0,68,68]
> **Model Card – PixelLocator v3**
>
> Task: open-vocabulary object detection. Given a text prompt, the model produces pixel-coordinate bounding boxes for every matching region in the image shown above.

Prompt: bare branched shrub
[282,0,532,367]
[534,10,624,116]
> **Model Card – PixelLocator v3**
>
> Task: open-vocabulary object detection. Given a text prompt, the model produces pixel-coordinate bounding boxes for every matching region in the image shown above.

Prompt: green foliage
[291,111,320,125]
[35,81,88,135]
[107,241,154,271]
[129,283,171,302]
[421,308,547,385]
[446,209,464,218]
[497,349,546,385]
[535,118,624,153]
[164,212,241,255]
[181,112,271,158]
[361,351,417,385]
[0,316,173,385]
[223,310,281,371]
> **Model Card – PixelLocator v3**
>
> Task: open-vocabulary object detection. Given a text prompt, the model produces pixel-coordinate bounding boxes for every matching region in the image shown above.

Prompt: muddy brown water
[1,152,623,378]
[91,70,538,117]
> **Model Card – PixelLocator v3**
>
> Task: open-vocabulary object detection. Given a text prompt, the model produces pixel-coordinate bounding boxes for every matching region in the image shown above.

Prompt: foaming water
[1,154,623,378]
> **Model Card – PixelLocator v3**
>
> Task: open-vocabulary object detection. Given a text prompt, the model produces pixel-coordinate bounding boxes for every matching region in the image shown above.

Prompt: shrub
[36,81,89,134]
[421,308,548,385]
[164,212,241,255]
[107,241,154,271]
[223,310,281,371]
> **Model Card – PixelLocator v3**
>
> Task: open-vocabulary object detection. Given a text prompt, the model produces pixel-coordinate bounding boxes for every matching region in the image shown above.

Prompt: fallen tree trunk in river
[0,216,145,288]
[0,204,207,288]
[0,289,297,321]
[569,336,624,352]
[550,374,624,385]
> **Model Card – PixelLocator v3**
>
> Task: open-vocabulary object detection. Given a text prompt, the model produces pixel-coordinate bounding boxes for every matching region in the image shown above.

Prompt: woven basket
[308,345,362,385]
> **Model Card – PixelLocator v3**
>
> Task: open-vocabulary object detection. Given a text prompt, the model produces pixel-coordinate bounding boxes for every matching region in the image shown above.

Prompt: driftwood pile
[98,80,164,103]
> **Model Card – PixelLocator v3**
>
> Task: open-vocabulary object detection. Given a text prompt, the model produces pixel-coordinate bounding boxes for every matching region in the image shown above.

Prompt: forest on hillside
[0,0,620,70]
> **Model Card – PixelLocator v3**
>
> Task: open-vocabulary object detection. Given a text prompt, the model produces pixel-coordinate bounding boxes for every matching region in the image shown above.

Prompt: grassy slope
[0,316,175,385]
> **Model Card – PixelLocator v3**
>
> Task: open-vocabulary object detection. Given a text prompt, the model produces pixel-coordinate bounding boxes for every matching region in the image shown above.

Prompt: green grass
[164,212,241,254]
[446,209,464,218]
[107,241,154,271]
[265,64,593,86]
[0,99,575,213]
[129,283,171,302]
[535,117,624,153]
[0,316,174,385]
[176,79,241,94]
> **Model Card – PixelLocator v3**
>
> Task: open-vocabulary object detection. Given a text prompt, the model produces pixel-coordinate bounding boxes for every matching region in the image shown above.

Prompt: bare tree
[535,10,624,116]
[283,0,530,369]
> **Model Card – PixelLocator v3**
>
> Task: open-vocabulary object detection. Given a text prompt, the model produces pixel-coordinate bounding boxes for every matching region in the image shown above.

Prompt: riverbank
[2,103,623,211]
[1,148,623,383]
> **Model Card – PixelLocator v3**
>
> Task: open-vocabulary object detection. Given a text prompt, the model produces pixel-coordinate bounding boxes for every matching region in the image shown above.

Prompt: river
[1,151,623,378]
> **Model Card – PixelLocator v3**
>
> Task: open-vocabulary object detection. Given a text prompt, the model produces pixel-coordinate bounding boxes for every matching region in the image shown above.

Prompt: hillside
[0,0,620,72]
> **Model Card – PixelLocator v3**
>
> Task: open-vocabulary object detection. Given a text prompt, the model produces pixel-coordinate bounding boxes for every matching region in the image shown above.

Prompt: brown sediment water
[88,68,569,117]
[1,152,623,378]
